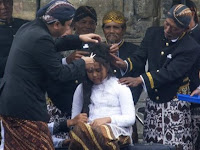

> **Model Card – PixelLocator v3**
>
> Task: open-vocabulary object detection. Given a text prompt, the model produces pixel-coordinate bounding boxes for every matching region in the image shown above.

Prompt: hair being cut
[81,43,114,115]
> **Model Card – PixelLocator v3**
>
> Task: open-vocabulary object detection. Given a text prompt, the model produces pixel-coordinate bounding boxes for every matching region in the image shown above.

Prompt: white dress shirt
[72,76,135,139]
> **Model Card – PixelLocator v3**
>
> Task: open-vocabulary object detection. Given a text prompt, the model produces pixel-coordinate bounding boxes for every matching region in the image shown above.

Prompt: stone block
[134,0,154,18]
[160,0,173,19]
[125,17,155,39]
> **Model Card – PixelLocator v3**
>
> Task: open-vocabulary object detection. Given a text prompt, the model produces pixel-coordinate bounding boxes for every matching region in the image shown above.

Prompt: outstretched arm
[55,34,101,52]
[79,33,101,44]
[191,86,200,96]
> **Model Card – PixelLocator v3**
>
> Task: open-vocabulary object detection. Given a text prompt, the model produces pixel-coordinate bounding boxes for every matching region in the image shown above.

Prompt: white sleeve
[71,84,83,119]
[110,85,135,127]
[62,58,68,65]
[51,136,65,148]
[47,122,54,135]
[48,122,64,148]
[140,75,147,92]
[120,60,128,76]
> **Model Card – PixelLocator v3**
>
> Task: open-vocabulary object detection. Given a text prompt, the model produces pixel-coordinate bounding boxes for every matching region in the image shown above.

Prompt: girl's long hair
[82,43,114,115]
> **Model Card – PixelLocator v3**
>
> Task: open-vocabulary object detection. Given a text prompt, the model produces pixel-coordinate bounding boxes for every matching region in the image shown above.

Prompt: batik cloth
[0,116,54,150]
[143,86,193,150]
[191,107,200,150]
[69,122,131,150]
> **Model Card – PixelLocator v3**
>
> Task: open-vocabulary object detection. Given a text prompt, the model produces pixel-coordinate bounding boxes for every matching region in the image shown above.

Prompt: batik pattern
[69,122,130,150]
[0,116,54,150]
[143,97,193,150]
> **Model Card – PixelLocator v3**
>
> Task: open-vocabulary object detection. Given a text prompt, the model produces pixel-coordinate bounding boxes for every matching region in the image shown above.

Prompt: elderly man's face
[103,21,125,44]
[74,16,96,35]
[164,18,186,40]
[0,0,13,20]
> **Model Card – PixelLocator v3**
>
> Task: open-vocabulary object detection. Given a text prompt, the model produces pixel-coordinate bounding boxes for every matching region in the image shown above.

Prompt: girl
[69,43,135,150]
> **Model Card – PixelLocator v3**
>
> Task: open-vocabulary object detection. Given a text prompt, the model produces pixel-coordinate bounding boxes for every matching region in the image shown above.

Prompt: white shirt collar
[171,38,178,43]
[191,24,198,31]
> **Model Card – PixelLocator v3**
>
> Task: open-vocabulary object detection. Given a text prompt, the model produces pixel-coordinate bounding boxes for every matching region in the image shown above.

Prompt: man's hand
[81,56,94,65]
[191,87,200,96]
[119,77,142,87]
[66,51,89,64]
[67,113,88,127]
[110,53,127,70]
[79,33,101,43]
[90,117,111,127]
[109,44,119,54]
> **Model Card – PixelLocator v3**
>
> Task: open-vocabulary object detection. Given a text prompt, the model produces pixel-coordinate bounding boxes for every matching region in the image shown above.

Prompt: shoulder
[142,26,164,43]
[20,19,52,41]
[182,34,200,51]
[107,77,131,91]
[12,18,30,29]
[120,42,139,56]
[145,26,163,36]
[76,83,83,92]
[13,18,30,24]
[146,26,163,32]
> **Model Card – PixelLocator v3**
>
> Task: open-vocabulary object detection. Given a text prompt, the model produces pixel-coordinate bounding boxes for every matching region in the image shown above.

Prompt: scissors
[90,52,96,58]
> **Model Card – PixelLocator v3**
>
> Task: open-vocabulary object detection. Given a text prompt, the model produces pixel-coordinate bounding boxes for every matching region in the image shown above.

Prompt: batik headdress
[167,4,192,29]
[102,10,126,24]
[37,0,75,24]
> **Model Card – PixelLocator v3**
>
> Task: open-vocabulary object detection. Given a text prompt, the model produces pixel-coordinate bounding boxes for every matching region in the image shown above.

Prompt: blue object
[177,94,200,104]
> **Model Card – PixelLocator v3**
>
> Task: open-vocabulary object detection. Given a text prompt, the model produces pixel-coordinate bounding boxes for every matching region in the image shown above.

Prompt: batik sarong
[0,116,54,150]
[69,122,131,150]
[143,85,193,150]
[191,107,200,150]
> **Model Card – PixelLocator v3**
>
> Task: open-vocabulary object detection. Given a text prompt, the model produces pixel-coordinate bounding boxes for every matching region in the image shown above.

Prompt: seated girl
[69,43,135,150]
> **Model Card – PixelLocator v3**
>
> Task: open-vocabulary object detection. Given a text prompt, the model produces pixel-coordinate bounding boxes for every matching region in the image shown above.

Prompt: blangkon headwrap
[167,4,192,29]
[37,0,75,24]
[102,10,126,24]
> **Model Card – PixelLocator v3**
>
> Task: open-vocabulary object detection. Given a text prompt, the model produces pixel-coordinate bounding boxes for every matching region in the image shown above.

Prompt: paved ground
[135,91,147,142]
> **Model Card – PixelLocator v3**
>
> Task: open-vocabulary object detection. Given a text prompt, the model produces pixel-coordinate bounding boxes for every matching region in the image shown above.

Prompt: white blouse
[71,76,135,138]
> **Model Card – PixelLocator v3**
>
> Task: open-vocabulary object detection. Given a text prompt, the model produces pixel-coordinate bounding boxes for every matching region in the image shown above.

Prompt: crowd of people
[0,0,200,150]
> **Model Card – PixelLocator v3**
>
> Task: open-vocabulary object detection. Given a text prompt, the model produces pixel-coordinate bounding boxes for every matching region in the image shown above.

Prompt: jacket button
[166,43,169,46]
[156,96,159,100]
[157,70,159,72]
[75,80,79,84]
[161,51,164,55]
[155,89,158,92]
[114,70,117,73]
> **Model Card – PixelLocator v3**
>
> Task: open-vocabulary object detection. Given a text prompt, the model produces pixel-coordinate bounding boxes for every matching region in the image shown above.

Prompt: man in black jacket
[172,1,200,149]
[0,0,101,149]
[117,4,200,150]
[46,6,98,148]
[0,0,29,81]
[46,5,98,115]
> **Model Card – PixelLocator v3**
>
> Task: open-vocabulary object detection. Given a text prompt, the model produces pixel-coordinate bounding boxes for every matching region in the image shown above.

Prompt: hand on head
[79,33,101,44]
[66,50,89,64]
[81,55,94,65]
